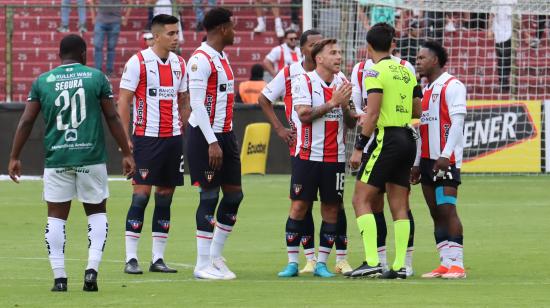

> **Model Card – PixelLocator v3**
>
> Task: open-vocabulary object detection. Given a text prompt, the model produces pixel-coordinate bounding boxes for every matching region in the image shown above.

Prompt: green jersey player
[8,34,135,292]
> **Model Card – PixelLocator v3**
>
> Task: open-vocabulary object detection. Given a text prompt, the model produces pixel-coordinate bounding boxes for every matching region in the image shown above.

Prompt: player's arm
[8,100,41,183]
[264,47,279,77]
[412,86,423,119]
[178,91,190,132]
[101,97,135,177]
[117,88,134,149]
[410,129,422,184]
[359,71,383,138]
[259,70,295,145]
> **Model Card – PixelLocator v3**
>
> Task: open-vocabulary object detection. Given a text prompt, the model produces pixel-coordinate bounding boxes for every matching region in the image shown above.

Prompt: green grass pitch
[1,175,549,307]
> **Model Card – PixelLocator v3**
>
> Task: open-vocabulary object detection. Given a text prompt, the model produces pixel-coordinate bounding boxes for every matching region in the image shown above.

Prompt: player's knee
[289,201,309,219]
[217,191,243,226]
[154,192,173,208]
[196,188,220,232]
[435,186,457,206]
[131,193,150,209]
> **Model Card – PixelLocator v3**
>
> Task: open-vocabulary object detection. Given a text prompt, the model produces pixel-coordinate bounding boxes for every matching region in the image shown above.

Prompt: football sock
[448,235,464,269]
[302,207,316,261]
[335,207,348,262]
[45,217,67,279]
[392,219,410,271]
[435,227,450,268]
[357,214,379,266]
[285,217,304,263]
[195,189,219,269]
[406,210,415,269]
[125,193,149,262]
[152,193,172,263]
[210,191,243,259]
[373,211,387,268]
[86,213,108,272]
[318,221,337,264]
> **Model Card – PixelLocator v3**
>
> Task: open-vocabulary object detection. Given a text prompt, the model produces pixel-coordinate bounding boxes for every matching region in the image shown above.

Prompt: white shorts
[43,163,109,204]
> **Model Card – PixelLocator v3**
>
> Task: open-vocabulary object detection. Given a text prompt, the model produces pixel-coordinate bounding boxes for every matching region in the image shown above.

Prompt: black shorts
[419,158,461,188]
[290,157,345,203]
[187,125,241,189]
[358,127,416,189]
[132,135,184,187]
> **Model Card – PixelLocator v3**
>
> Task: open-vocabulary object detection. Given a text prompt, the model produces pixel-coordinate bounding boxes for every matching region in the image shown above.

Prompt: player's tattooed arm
[8,100,41,183]
[295,102,336,123]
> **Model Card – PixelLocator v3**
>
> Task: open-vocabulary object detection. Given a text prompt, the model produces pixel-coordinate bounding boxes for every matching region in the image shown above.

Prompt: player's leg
[334,203,352,275]
[405,195,415,277]
[381,183,410,279]
[124,184,151,274]
[149,186,177,273]
[371,193,387,270]
[315,202,339,278]
[299,204,316,274]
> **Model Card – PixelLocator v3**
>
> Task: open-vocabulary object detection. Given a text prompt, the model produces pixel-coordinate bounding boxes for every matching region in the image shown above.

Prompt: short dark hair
[151,14,179,28]
[250,64,264,80]
[284,29,298,38]
[366,22,394,52]
[311,38,337,64]
[300,29,321,47]
[203,7,233,31]
[422,40,448,67]
[59,34,86,59]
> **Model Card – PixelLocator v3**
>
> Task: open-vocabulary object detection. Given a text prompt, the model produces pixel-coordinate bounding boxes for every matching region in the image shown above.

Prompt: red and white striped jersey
[120,47,187,137]
[291,70,349,163]
[261,61,306,156]
[187,42,235,133]
[265,43,302,73]
[419,72,467,167]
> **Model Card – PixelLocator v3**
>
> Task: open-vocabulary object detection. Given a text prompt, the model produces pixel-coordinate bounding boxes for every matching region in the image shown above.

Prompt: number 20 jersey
[27,63,112,168]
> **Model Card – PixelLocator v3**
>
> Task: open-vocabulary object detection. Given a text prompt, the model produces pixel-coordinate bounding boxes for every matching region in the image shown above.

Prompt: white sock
[275,17,282,28]
[152,232,168,263]
[196,230,213,269]
[377,246,387,269]
[86,213,108,271]
[317,246,331,264]
[125,231,141,262]
[405,247,414,269]
[336,250,347,263]
[46,217,67,279]
[447,241,464,268]
[257,17,265,26]
[210,223,233,259]
[287,246,299,263]
[437,240,451,268]
[303,248,316,262]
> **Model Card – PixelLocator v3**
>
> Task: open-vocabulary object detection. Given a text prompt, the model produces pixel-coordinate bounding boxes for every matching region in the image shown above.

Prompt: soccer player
[118,14,189,275]
[348,23,422,279]
[259,30,353,275]
[276,38,357,278]
[413,40,467,279]
[186,7,243,280]
[263,29,302,77]
[8,34,135,292]
[349,40,417,276]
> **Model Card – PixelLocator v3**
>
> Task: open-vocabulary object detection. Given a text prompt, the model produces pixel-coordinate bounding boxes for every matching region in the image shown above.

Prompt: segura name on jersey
[54,79,83,91]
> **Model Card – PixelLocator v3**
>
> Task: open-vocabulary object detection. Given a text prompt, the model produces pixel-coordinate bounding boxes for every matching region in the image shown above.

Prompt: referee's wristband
[354,134,370,150]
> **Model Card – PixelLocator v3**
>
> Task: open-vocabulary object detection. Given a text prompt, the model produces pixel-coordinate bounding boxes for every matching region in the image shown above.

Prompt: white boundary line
[0,175,128,181]
[0,256,193,269]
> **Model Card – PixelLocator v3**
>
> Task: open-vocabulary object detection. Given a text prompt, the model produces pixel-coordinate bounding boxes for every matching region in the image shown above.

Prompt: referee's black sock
[301,206,315,261]
[335,207,348,262]
[125,193,149,262]
[152,193,173,263]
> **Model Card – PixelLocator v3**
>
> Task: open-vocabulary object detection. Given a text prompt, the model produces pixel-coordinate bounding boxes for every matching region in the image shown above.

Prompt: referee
[348,23,422,279]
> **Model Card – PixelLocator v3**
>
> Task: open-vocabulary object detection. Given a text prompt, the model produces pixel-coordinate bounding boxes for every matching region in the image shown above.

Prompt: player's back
[29,63,113,168]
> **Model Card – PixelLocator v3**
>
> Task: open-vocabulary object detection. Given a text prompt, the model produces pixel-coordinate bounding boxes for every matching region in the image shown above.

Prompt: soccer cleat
[421,265,449,278]
[406,266,414,277]
[124,258,143,274]
[347,262,383,278]
[149,259,177,273]
[83,269,98,292]
[314,262,335,278]
[51,277,67,292]
[212,257,236,280]
[441,266,466,279]
[334,259,353,275]
[278,262,299,277]
[299,260,316,274]
[193,265,225,280]
[380,267,406,279]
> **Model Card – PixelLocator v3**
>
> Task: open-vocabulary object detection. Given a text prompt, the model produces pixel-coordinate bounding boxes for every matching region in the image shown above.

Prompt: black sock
[286,217,304,263]
[373,211,387,249]
[216,191,243,227]
[335,207,348,252]
[196,189,219,233]
[152,193,172,234]
[319,221,337,263]
[301,207,315,253]
[125,194,149,233]
[407,210,415,248]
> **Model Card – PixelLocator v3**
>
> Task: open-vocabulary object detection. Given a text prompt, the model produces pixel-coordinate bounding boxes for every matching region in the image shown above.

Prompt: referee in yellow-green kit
[347,22,422,279]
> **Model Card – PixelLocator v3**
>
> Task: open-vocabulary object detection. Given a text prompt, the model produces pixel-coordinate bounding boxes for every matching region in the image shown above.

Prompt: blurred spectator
[289,0,301,31]
[530,15,547,48]
[397,19,421,66]
[90,0,133,76]
[358,0,397,30]
[238,64,267,104]
[145,0,156,30]
[263,29,301,77]
[58,0,87,33]
[153,0,184,42]
[489,0,516,91]
[142,32,155,49]
[253,0,284,38]
[424,10,445,43]
[193,0,216,31]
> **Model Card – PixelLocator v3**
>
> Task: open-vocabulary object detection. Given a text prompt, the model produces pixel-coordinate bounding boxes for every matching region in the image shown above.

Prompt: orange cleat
[421,265,449,278]
[441,266,466,279]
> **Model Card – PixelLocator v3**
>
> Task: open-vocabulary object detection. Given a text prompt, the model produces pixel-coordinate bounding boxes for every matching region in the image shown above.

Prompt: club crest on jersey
[191,63,198,72]
[431,93,439,102]
[128,219,142,230]
[173,70,182,79]
[205,171,215,182]
[139,169,149,180]
[293,184,302,195]
[205,215,216,226]
[158,219,171,231]
[286,232,299,242]
[301,236,311,245]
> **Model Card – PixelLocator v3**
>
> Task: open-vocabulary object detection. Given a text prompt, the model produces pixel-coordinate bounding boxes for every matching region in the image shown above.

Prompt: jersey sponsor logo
[128,219,143,230]
[420,111,438,123]
[158,87,177,99]
[139,168,149,180]
[463,104,535,161]
[149,88,157,97]
[292,184,302,195]
[389,65,412,83]
[46,74,57,82]
[136,98,145,125]
[247,142,267,155]
[364,69,379,77]
[219,84,227,92]
[64,129,78,142]
[205,170,215,182]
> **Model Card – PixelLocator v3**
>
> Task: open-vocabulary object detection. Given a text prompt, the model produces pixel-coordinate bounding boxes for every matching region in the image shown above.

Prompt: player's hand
[434,157,450,172]
[331,82,353,107]
[349,149,363,170]
[122,154,136,178]
[8,159,21,183]
[208,142,223,170]
[276,127,296,146]
[410,166,421,185]
[487,31,494,40]
[121,17,128,27]
[127,139,134,153]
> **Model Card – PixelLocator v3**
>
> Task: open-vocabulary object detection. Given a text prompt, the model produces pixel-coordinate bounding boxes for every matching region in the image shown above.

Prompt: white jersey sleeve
[291,74,312,106]
[403,61,416,75]
[445,80,467,116]
[178,59,188,93]
[120,54,140,92]
[265,46,281,64]
[187,53,212,90]
[261,68,286,103]
[350,63,364,114]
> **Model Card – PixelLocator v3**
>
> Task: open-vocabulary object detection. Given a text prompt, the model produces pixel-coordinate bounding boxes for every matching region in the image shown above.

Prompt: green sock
[393,219,411,271]
[356,214,379,266]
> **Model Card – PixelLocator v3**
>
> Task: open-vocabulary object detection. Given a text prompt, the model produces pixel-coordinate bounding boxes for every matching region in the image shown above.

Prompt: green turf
[1,175,549,307]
